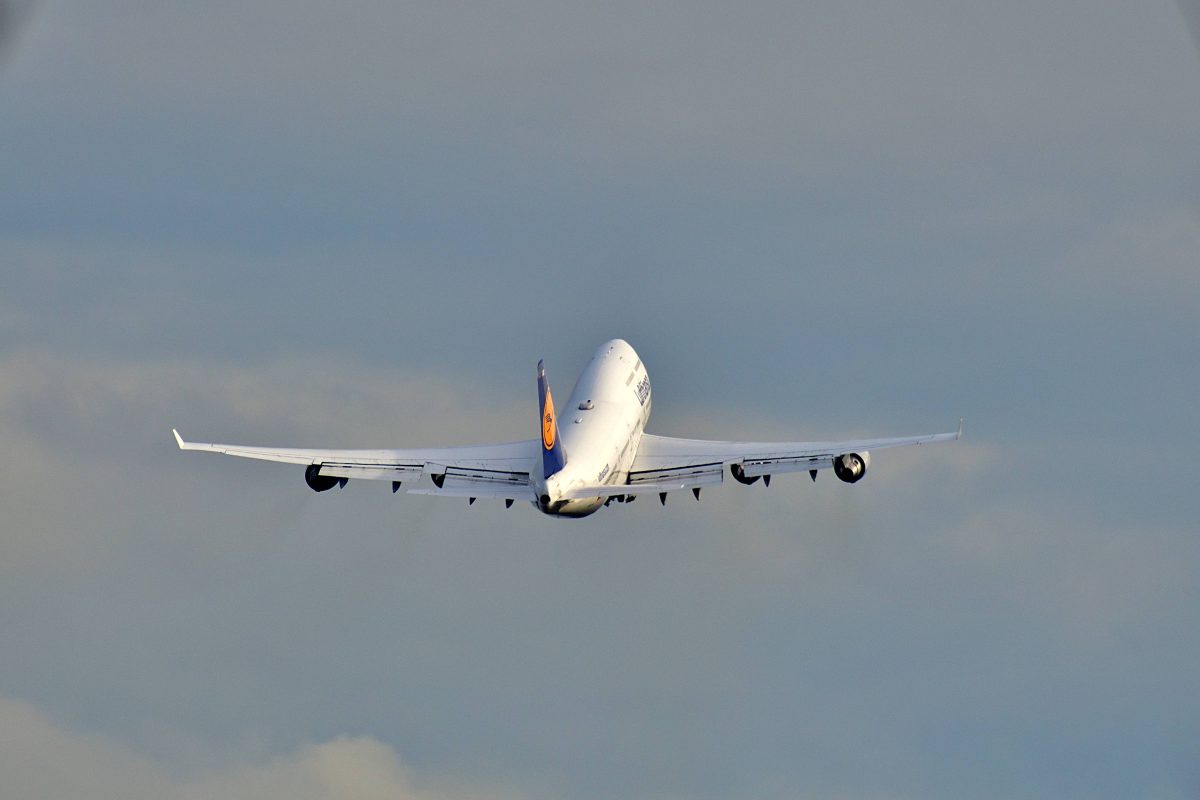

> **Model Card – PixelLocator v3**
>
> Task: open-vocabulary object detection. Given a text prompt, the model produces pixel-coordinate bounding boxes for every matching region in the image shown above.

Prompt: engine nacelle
[305,463,339,492]
[832,452,870,483]
[730,463,761,485]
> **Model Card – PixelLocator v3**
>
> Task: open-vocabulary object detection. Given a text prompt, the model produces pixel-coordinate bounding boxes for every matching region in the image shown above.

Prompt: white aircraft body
[174,339,961,518]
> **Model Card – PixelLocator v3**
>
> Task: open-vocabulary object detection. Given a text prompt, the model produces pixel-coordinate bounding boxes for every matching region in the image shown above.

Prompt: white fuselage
[533,339,651,517]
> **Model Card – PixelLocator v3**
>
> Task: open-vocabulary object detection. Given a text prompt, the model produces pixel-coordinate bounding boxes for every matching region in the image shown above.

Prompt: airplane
[173,338,962,518]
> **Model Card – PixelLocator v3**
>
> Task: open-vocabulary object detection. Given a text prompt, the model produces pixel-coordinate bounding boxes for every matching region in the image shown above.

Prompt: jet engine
[304,463,339,492]
[832,452,870,483]
[730,463,761,485]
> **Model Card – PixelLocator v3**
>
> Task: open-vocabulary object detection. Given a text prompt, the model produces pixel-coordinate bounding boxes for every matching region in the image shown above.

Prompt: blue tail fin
[537,359,567,478]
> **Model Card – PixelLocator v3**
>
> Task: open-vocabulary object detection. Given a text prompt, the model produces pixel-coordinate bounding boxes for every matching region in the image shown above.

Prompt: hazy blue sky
[2,2,1198,799]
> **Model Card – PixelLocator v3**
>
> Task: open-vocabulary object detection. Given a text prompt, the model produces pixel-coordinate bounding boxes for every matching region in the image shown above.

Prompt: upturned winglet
[955,418,965,440]
[172,428,185,449]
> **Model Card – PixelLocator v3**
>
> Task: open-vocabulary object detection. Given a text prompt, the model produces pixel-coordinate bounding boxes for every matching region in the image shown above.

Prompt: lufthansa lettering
[634,375,651,406]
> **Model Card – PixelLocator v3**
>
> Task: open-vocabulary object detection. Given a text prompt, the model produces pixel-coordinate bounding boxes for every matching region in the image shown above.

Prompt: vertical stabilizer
[537,359,567,478]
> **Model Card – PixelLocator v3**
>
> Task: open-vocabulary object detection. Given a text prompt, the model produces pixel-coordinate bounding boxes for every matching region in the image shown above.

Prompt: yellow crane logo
[542,388,557,451]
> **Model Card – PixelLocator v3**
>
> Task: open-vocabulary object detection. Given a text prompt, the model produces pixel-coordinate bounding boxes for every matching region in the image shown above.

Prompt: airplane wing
[172,429,537,501]
[616,420,963,496]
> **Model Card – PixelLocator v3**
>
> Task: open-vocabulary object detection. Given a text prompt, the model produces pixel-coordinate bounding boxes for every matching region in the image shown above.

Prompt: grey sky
[1,2,1198,799]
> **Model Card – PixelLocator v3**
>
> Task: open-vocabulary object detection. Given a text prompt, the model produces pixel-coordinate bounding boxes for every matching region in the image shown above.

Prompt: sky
[1,2,1198,798]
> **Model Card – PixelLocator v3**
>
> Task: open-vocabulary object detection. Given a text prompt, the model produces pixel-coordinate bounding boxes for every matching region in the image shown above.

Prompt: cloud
[0,696,513,800]
[0,345,530,575]
[0,339,1196,799]
[1176,0,1200,57]
[0,0,35,64]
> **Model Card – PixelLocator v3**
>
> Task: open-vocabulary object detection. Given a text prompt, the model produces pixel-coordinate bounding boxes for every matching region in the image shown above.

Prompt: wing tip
[955,418,965,440]
[172,428,185,449]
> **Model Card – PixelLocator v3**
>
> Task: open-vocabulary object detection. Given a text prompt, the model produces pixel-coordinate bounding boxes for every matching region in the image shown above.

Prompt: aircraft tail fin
[537,359,567,478]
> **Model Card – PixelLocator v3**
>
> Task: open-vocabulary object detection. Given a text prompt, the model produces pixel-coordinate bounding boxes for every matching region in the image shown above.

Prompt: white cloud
[0,696,514,800]
[0,346,1194,800]
[0,346,528,574]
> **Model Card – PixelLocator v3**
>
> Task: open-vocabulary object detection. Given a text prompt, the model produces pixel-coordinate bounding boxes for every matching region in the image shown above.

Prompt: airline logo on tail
[542,388,557,450]
[537,360,567,478]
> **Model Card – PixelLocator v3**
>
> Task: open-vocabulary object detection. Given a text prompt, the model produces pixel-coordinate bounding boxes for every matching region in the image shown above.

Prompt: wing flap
[317,463,424,481]
[739,455,834,478]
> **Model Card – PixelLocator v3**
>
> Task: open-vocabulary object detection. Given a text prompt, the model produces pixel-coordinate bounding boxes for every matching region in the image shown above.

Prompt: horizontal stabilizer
[409,481,535,501]
[560,471,724,500]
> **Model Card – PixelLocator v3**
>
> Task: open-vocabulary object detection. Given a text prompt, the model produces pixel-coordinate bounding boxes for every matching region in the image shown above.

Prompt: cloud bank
[0,696,515,800]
